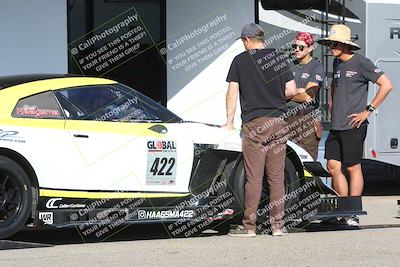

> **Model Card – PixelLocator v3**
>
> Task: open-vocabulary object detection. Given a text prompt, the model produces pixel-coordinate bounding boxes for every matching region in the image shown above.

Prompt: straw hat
[317,24,360,50]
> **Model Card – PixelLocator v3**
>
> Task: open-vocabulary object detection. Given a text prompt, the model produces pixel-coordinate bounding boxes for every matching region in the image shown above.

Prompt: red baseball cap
[296,32,314,47]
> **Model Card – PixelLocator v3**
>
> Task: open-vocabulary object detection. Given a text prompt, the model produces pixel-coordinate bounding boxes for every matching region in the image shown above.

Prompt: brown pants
[286,110,322,161]
[241,116,288,231]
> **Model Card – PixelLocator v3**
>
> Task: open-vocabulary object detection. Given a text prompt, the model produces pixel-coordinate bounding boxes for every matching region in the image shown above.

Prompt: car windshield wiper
[122,119,164,123]
[179,120,220,127]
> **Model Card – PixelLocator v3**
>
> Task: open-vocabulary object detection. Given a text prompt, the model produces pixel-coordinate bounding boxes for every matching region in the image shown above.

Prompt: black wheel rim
[0,171,23,224]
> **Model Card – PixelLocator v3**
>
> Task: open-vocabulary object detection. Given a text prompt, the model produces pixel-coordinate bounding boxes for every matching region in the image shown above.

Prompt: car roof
[0,74,82,90]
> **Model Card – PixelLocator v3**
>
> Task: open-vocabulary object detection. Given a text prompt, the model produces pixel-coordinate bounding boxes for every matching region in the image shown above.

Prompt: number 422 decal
[146,140,177,185]
[149,157,176,176]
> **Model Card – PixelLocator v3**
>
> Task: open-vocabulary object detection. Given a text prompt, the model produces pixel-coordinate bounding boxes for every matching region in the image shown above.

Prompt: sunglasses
[328,41,340,48]
[292,44,308,51]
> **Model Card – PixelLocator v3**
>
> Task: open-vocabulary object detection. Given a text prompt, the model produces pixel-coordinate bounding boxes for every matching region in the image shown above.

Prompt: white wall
[0,0,68,76]
[166,0,255,126]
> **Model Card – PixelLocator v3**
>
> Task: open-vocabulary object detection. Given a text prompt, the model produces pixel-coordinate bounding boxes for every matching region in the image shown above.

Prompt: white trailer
[257,0,400,177]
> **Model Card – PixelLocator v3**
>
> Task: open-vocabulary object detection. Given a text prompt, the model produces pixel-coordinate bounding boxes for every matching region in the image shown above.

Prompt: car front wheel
[0,156,32,239]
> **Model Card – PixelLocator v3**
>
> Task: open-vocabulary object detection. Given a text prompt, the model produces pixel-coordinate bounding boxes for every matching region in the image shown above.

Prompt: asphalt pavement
[1,160,400,267]
[1,194,399,267]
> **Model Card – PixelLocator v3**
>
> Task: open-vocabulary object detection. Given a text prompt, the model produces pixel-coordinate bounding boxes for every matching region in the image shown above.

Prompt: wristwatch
[366,104,376,112]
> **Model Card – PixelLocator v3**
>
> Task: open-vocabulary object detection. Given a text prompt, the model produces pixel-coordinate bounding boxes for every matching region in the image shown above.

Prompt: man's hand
[348,111,370,128]
[224,82,239,129]
[314,119,323,139]
[289,87,313,103]
[298,88,313,102]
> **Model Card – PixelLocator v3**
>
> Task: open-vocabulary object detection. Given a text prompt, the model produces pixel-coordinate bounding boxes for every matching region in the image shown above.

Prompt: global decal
[147,140,176,150]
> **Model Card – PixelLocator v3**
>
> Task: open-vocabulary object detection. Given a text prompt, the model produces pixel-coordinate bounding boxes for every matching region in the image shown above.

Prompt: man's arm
[221,81,239,130]
[285,79,297,99]
[290,81,319,102]
[369,74,393,108]
[328,81,335,121]
[285,79,312,101]
[349,74,393,128]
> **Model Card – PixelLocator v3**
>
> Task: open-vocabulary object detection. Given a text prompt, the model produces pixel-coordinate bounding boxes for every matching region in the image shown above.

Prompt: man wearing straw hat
[318,24,393,226]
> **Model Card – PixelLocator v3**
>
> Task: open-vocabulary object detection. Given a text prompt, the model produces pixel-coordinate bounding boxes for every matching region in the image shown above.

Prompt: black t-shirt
[226,48,294,123]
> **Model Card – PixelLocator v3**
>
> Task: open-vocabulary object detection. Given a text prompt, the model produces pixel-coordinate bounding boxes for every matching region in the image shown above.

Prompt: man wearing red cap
[287,32,324,160]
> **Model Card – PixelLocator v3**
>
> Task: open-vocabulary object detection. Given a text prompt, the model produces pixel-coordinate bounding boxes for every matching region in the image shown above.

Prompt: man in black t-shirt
[223,23,309,237]
[318,24,393,226]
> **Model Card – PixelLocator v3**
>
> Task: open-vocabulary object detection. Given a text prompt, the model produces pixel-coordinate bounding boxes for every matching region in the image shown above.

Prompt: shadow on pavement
[1,223,225,250]
[293,222,400,233]
[362,160,400,196]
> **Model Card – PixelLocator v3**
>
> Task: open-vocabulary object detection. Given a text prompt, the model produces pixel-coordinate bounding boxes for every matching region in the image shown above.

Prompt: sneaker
[272,227,288,237]
[228,225,256,237]
[343,216,359,227]
[321,216,359,226]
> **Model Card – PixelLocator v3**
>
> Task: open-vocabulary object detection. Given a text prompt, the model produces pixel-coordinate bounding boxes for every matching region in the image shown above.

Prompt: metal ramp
[303,161,367,220]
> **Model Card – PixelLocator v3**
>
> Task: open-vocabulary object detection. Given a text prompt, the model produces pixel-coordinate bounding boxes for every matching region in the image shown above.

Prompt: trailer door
[374,60,400,154]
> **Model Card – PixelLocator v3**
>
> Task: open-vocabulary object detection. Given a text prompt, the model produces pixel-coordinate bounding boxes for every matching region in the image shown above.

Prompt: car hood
[178,122,242,152]
[177,121,314,162]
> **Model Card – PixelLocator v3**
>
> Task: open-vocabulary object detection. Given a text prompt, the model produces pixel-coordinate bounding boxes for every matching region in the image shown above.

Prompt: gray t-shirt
[287,58,324,111]
[332,53,384,130]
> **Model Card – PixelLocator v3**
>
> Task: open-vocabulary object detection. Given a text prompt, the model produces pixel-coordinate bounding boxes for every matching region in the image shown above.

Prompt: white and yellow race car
[0,74,337,239]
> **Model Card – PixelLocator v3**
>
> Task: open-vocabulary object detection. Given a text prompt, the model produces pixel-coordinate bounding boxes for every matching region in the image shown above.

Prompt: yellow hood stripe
[39,189,190,199]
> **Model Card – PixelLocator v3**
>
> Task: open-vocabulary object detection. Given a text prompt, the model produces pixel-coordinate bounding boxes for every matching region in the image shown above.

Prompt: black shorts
[324,126,367,166]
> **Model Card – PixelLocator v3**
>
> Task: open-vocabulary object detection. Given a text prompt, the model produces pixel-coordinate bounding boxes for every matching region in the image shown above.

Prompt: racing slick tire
[0,156,32,239]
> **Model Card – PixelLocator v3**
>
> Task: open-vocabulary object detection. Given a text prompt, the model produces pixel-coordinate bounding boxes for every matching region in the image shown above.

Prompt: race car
[0,74,355,240]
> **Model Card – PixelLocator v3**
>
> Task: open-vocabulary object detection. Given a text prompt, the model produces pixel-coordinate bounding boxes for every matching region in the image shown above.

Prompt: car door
[6,91,76,190]
[54,84,195,193]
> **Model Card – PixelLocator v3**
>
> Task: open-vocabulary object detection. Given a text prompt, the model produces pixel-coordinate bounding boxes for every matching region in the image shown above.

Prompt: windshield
[55,83,182,123]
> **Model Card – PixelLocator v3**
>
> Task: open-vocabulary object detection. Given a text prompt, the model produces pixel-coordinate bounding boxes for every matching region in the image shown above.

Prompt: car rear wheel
[0,156,32,239]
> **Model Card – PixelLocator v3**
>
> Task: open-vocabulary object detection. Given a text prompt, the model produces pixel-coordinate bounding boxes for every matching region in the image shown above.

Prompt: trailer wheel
[0,156,32,239]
